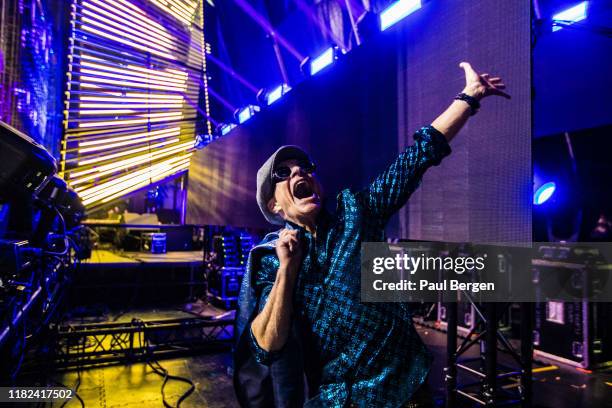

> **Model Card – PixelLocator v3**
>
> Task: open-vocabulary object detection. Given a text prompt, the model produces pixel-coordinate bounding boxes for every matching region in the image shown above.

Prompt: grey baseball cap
[256,145,311,225]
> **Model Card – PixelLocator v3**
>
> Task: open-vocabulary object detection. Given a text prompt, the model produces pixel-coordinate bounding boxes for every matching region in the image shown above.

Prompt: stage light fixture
[534,182,556,205]
[266,84,291,105]
[235,105,260,124]
[552,2,588,32]
[309,47,336,76]
[218,123,236,136]
[379,0,422,31]
[0,121,57,198]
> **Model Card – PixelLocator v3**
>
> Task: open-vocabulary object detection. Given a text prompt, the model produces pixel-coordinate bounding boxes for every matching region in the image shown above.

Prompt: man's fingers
[493,88,511,99]
[279,234,299,251]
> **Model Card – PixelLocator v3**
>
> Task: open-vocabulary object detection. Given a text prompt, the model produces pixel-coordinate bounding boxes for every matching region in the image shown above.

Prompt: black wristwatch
[454,92,480,116]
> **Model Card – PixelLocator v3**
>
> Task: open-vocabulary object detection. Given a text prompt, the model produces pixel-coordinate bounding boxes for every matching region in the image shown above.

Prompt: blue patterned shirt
[235,126,451,407]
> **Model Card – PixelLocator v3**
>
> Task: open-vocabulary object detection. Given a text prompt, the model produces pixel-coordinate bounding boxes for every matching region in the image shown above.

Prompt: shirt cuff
[413,126,452,166]
[248,325,283,365]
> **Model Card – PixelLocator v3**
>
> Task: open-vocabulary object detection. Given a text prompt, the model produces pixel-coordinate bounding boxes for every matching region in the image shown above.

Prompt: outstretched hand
[459,62,510,101]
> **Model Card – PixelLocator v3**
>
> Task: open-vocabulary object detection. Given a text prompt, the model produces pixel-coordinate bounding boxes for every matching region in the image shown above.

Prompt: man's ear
[267,197,281,214]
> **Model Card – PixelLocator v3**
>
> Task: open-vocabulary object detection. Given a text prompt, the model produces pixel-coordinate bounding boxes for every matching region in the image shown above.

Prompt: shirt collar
[283,210,332,237]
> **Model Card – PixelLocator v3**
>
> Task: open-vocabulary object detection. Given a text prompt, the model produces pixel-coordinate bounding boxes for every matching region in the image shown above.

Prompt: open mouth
[293,179,314,200]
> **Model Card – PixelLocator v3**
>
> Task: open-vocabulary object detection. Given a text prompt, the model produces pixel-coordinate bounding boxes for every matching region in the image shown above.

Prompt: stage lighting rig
[301,47,340,77]
[379,0,422,31]
[257,84,292,106]
[59,188,86,230]
[36,175,68,208]
[552,1,588,32]
[0,121,56,200]
[234,105,260,124]
[216,123,236,137]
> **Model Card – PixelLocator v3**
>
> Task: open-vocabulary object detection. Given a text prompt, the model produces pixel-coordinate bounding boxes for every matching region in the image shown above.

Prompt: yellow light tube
[80,61,187,85]
[82,154,192,204]
[168,5,193,23]
[79,75,186,91]
[81,8,174,52]
[78,138,180,165]
[78,127,180,147]
[70,140,194,179]
[150,1,190,25]
[126,92,184,99]
[91,180,151,205]
[150,160,191,183]
[79,103,184,109]
[162,0,195,16]
[73,152,191,192]
[79,96,184,103]
[80,68,186,87]
[81,25,175,60]
[79,109,137,115]
[80,154,188,198]
[78,130,180,153]
[88,0,172,41]
[136,112,184,118]
[77,113,184,128]
[126,65,187,80]
[81,4,175,48]
[69,140,194,180]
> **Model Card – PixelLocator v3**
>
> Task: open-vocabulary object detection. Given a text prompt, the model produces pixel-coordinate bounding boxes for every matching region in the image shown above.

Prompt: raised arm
[432,62,510,142]
[362,62,509,220]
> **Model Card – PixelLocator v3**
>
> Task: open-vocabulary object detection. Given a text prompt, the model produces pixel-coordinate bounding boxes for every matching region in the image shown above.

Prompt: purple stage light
[206,53,259,94]
[232,0,304,61]
[208,87,237,112]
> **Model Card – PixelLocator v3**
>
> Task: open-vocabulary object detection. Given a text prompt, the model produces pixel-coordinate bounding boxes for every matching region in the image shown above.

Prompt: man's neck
[287,213,321,236]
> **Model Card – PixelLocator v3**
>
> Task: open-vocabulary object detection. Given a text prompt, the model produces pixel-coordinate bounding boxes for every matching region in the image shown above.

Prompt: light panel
[219,123,236,136]
[61,0,209,210]
[380,0,422,31]
[310,48,335,75]
[552,2,588,32]
[266,84,291,105]
[236,105,259,124]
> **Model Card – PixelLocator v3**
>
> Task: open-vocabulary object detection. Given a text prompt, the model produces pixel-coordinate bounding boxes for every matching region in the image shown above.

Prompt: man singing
[234,62,510,407]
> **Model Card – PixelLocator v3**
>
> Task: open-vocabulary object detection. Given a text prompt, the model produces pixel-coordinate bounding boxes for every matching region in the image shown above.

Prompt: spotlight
[194,133,215,149]
[265,84,291,106]
[552,2,588,32]
[234,105,260,124]
[301,47,337,77]
[379,0,422,31]
[534,182,556,205]
[59,188,86,229]
[0,121,57,199]
[217,123,236,136]
[36,175,68,207]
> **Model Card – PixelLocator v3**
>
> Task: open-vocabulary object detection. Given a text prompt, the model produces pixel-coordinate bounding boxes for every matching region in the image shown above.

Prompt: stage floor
[419,325,612,407]
[50,353,237,408]
[83,249,204,267]
[24,309,612,407]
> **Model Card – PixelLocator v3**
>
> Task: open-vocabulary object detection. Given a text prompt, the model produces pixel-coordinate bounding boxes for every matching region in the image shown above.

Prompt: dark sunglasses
[272,160,316,183]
